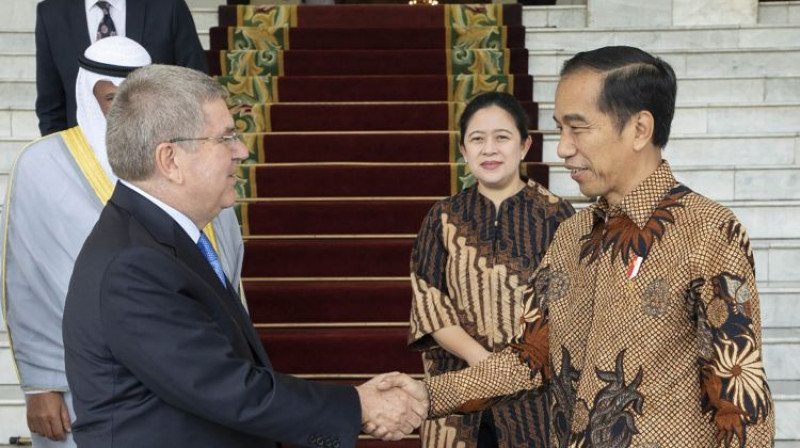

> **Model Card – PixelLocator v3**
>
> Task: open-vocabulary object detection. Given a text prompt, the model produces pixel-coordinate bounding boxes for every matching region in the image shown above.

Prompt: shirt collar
[590,160,677,229]
[120,180,202,244]
[86,0,122,13]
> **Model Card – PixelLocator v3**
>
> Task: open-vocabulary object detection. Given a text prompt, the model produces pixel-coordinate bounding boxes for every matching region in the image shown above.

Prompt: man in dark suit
[35,0,208,136]
[62,64,426,448]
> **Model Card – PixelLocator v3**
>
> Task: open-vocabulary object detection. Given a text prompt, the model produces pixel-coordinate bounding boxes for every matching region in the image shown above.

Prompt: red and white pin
[626,254,644,279]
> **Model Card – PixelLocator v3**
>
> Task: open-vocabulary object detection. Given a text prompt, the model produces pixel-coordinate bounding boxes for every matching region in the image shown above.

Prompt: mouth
[566,166,589,181]
[480,161,502,170]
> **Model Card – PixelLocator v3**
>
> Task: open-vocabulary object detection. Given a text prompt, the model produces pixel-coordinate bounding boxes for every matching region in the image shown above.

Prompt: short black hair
[561,46,677,148]
[459,92,529,146]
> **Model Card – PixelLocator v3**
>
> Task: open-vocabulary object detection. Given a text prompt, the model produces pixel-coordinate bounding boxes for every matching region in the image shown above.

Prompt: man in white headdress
[1,36,245,447]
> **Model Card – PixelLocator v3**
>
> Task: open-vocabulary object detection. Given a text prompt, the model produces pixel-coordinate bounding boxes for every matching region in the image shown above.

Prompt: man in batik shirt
[385,46,775,447]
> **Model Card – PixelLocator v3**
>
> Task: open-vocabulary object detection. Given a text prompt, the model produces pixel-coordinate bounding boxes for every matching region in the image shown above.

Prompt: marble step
[542,132,800,166]
[529,47,800,78]
[549,165,800,203]
[759,1,800,25]
[522,5,587,29]
[773,380,800,441]
[523,2,800,28]
[564,196,800,242]
[753,240,800,284]
[759,283,800,329]
[525,25,800,52]
[764,329,800,381]
[537,102,800,134]
[534,75,800,105]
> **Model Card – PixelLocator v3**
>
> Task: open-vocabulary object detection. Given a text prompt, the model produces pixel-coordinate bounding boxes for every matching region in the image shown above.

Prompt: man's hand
[356,372,429,441]
[26,392,71,441]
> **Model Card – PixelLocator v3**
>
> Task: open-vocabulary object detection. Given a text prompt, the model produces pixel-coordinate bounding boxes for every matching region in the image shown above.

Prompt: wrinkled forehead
[201,98,236,134]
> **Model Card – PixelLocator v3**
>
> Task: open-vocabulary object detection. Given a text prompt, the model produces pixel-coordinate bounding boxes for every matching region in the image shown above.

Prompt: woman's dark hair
[560,46,677,148]
[459,92,529,145]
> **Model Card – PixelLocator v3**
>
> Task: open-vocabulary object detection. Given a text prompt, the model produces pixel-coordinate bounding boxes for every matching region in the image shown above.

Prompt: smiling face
[178,98,248,226]
[554,70,640,205]
[460,105,531,201]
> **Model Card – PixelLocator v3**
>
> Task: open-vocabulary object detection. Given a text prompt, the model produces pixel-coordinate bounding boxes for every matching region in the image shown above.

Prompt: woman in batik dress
[408,92,574,448]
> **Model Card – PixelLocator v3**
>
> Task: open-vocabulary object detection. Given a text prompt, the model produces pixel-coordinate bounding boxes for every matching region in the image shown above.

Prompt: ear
[458,143,467,159]
[154,142,184,184]
[520,135,532,160]
[631,111,655,152]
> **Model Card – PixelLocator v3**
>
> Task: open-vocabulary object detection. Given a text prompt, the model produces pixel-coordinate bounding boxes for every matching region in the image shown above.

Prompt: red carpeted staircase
[208,4,545,446]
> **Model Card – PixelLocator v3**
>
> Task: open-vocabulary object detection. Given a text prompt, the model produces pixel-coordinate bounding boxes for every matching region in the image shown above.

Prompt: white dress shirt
[85,0,127,44]
[120,180,203,244]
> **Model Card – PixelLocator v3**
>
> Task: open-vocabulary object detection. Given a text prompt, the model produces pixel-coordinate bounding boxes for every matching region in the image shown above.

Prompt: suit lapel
[109,184,270,366]
[125,0,145,43]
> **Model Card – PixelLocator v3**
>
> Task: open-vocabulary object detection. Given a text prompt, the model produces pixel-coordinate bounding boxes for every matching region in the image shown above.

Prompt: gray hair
[107,64,229,181]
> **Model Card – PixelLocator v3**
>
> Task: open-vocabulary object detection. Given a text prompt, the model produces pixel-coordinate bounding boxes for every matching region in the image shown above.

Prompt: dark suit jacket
[35,0,208,135]
[63,183,361,448]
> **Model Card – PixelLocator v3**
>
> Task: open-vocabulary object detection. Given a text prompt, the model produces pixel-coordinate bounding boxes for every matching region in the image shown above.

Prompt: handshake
[356,372,430,441]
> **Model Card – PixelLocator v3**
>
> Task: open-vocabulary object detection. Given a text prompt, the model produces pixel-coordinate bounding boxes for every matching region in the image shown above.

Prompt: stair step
[246,280,411,324]
[245,163,548,198]
[522,5,587,29]
[758,1,800,25]
[235,101,539,133]
[248,131,536,164]
[534,75,800,105]
[243,238,413,278]
[216,4,522,29]
[764,328,800,381]
[754,239,800,283]
[761,283,800,329]
[549,165,800,202]
[538,102,800,134]
[210,26,526,52]
[542,133,800,167]
[258,327,422,375]
[524,25,800,52]
[219,74,532,105]
[528,48,800,78]
[209,48,530,78]
[245,200,433,236]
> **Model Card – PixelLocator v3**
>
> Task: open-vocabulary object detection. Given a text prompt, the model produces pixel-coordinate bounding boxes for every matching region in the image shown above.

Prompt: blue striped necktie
[197,232,226,286]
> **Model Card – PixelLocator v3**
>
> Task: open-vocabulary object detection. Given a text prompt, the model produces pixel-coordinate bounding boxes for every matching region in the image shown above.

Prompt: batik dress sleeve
[408,203,461,351]
[688,216,775,447]
[423,255,554,418]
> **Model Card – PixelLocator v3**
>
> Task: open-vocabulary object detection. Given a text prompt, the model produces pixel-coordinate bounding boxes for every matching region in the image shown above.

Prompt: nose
[232,137,249,162]
[481,138,498,155]
[556,130,576,160]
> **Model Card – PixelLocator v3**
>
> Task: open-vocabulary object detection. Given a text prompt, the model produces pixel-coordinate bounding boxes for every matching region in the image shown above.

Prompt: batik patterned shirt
[426,162,775,448]
[409,179,574,448]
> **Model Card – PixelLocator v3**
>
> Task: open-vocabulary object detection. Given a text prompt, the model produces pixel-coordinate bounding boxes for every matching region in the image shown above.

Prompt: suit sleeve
[34,2,67,136]
[98,246,361,446]
[690,217,775,446]
[171,0,209,73]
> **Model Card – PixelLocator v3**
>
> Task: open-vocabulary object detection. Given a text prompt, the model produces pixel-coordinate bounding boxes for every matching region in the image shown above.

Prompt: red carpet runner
[209,5,544,445]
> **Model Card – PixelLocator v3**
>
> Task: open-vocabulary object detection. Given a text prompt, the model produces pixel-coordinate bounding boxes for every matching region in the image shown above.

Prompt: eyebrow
[467,128,513,136]
[553,113,589,125]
